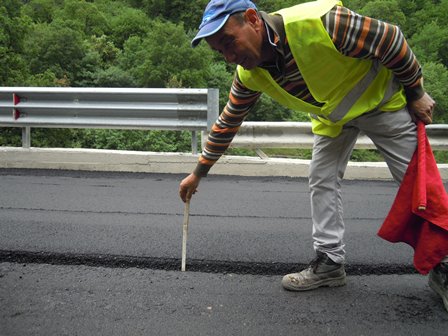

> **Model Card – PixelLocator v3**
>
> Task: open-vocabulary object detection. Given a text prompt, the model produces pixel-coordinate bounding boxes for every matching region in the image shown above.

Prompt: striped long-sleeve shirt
[194,5,424,177]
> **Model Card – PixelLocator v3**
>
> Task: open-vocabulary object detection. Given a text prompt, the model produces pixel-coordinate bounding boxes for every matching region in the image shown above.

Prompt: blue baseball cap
[191,0,257,47]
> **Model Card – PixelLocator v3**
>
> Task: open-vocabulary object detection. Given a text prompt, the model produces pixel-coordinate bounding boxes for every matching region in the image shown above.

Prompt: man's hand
[179,173,201,203]
[408,92,436,125]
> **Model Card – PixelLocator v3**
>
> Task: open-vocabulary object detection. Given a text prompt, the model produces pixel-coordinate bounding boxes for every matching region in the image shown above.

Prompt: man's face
[205,9,263,70]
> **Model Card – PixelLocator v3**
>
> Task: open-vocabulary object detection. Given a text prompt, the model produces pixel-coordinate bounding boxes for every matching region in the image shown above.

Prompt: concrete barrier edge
[1,147,447,180]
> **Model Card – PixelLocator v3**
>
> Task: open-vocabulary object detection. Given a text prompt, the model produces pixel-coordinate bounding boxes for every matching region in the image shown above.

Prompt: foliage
[0,0,30,85]
[254,0,310,12]
[422,62,448,123]
[118,20,214,88]
[21,0,57,23]
[126,0,208,31]
[357,0,406,26]
[409,22,448,66]
[71,129,192,152]
[0,128,76,147]
[0,128,21,146]
[400,0,448,38]
[23,19,86,85]
[106,6,150,48]
[248,94,294,121]
[205,63,234,110]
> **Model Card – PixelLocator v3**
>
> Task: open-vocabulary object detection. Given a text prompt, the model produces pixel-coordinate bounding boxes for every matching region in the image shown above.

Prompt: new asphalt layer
[1,169,447,335]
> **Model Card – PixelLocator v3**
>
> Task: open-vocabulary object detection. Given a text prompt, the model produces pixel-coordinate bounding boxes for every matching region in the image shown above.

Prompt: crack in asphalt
[0,250,417,276]
[0,206,308,219]
[0,207,385,220]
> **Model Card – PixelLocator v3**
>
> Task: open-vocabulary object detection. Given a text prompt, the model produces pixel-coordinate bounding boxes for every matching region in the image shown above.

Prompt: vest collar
[258,11,286,73]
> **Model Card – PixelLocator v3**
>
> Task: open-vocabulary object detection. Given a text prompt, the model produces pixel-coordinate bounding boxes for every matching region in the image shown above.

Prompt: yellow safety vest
[237,0,407,137]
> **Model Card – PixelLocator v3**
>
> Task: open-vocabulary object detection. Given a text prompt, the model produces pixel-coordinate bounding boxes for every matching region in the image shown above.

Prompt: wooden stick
[181,199,190,272]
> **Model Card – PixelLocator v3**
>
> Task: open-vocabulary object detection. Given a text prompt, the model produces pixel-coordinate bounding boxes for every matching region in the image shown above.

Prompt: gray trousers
[309,107,417,264]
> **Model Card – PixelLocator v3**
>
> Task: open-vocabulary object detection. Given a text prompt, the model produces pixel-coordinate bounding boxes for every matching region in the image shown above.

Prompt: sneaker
[428,262,448,312]
[282,251,346,291]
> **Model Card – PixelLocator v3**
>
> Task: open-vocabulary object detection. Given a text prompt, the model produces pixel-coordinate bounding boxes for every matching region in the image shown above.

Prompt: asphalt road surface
[0,168,447,335]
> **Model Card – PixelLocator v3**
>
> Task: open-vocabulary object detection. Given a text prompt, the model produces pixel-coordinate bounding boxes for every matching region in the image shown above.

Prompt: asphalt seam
[0,207,386,220]
[0,250,418,276]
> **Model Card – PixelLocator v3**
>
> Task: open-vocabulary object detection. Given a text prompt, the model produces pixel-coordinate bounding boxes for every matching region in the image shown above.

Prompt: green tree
[403,0,448,37]
[205,62,234,110]
[127,0,208,31]
[94,66,137,87]
[90,35,120,63]
[21,0,57,24]
[107,6,150,48]
[74,35,122,86]
[54,0,109,37]
[358,0,406,26]
[23,19,86,85]
[254,0,309,12]
[75,48,103,86]
[248,94,294,121]
[72,129,191,152]
[409,22,448,66]
[0,0,31,85]
[23,69,58,86]
[119,20,214,88]
[422,62,448,123]
[0,129,21,146]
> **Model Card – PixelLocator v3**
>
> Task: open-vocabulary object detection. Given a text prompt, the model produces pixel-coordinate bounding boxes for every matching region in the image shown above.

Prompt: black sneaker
[282,251,346,291]
[428,262,448,313]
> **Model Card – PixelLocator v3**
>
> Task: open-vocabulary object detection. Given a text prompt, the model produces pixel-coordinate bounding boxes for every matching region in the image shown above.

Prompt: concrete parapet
[1,146,447,180]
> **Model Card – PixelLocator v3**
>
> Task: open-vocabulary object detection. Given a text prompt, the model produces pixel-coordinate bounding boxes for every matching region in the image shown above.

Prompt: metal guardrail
[1,87,446,159]
[232,121,448,158]
[0,87,219,154]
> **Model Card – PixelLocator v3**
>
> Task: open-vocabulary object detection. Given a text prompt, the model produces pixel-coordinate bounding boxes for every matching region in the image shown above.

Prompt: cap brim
[191,14,230,47]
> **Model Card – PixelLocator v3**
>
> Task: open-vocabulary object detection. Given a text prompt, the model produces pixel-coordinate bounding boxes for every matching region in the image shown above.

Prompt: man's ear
[244,8,260,28]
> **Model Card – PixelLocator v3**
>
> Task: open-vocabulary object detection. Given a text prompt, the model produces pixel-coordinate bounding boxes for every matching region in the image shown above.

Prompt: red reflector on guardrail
[13,93,20,120]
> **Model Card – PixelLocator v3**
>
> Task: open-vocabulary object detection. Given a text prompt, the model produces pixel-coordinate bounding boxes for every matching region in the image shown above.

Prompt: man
[179,0,447,311]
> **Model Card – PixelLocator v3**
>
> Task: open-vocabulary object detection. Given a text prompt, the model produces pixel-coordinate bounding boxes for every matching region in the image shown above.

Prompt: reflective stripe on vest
[310,60,401,122]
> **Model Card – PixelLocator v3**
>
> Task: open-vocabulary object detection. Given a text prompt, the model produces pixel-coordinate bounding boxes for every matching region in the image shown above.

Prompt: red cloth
[378,122,448,274]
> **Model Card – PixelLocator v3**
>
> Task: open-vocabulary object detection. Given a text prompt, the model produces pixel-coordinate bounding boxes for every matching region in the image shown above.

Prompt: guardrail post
[207,89,219,131]
[191,131,198,155]
[201,88,219,154]
[22,127,31,148]
[200,131,207,152]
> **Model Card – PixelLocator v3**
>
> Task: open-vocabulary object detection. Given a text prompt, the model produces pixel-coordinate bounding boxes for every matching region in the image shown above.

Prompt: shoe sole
[429,275,448,312]
[282,275,347,292]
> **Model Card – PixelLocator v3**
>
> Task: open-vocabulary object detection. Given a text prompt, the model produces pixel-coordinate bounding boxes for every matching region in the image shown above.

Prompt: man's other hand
[408,92,436,125]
